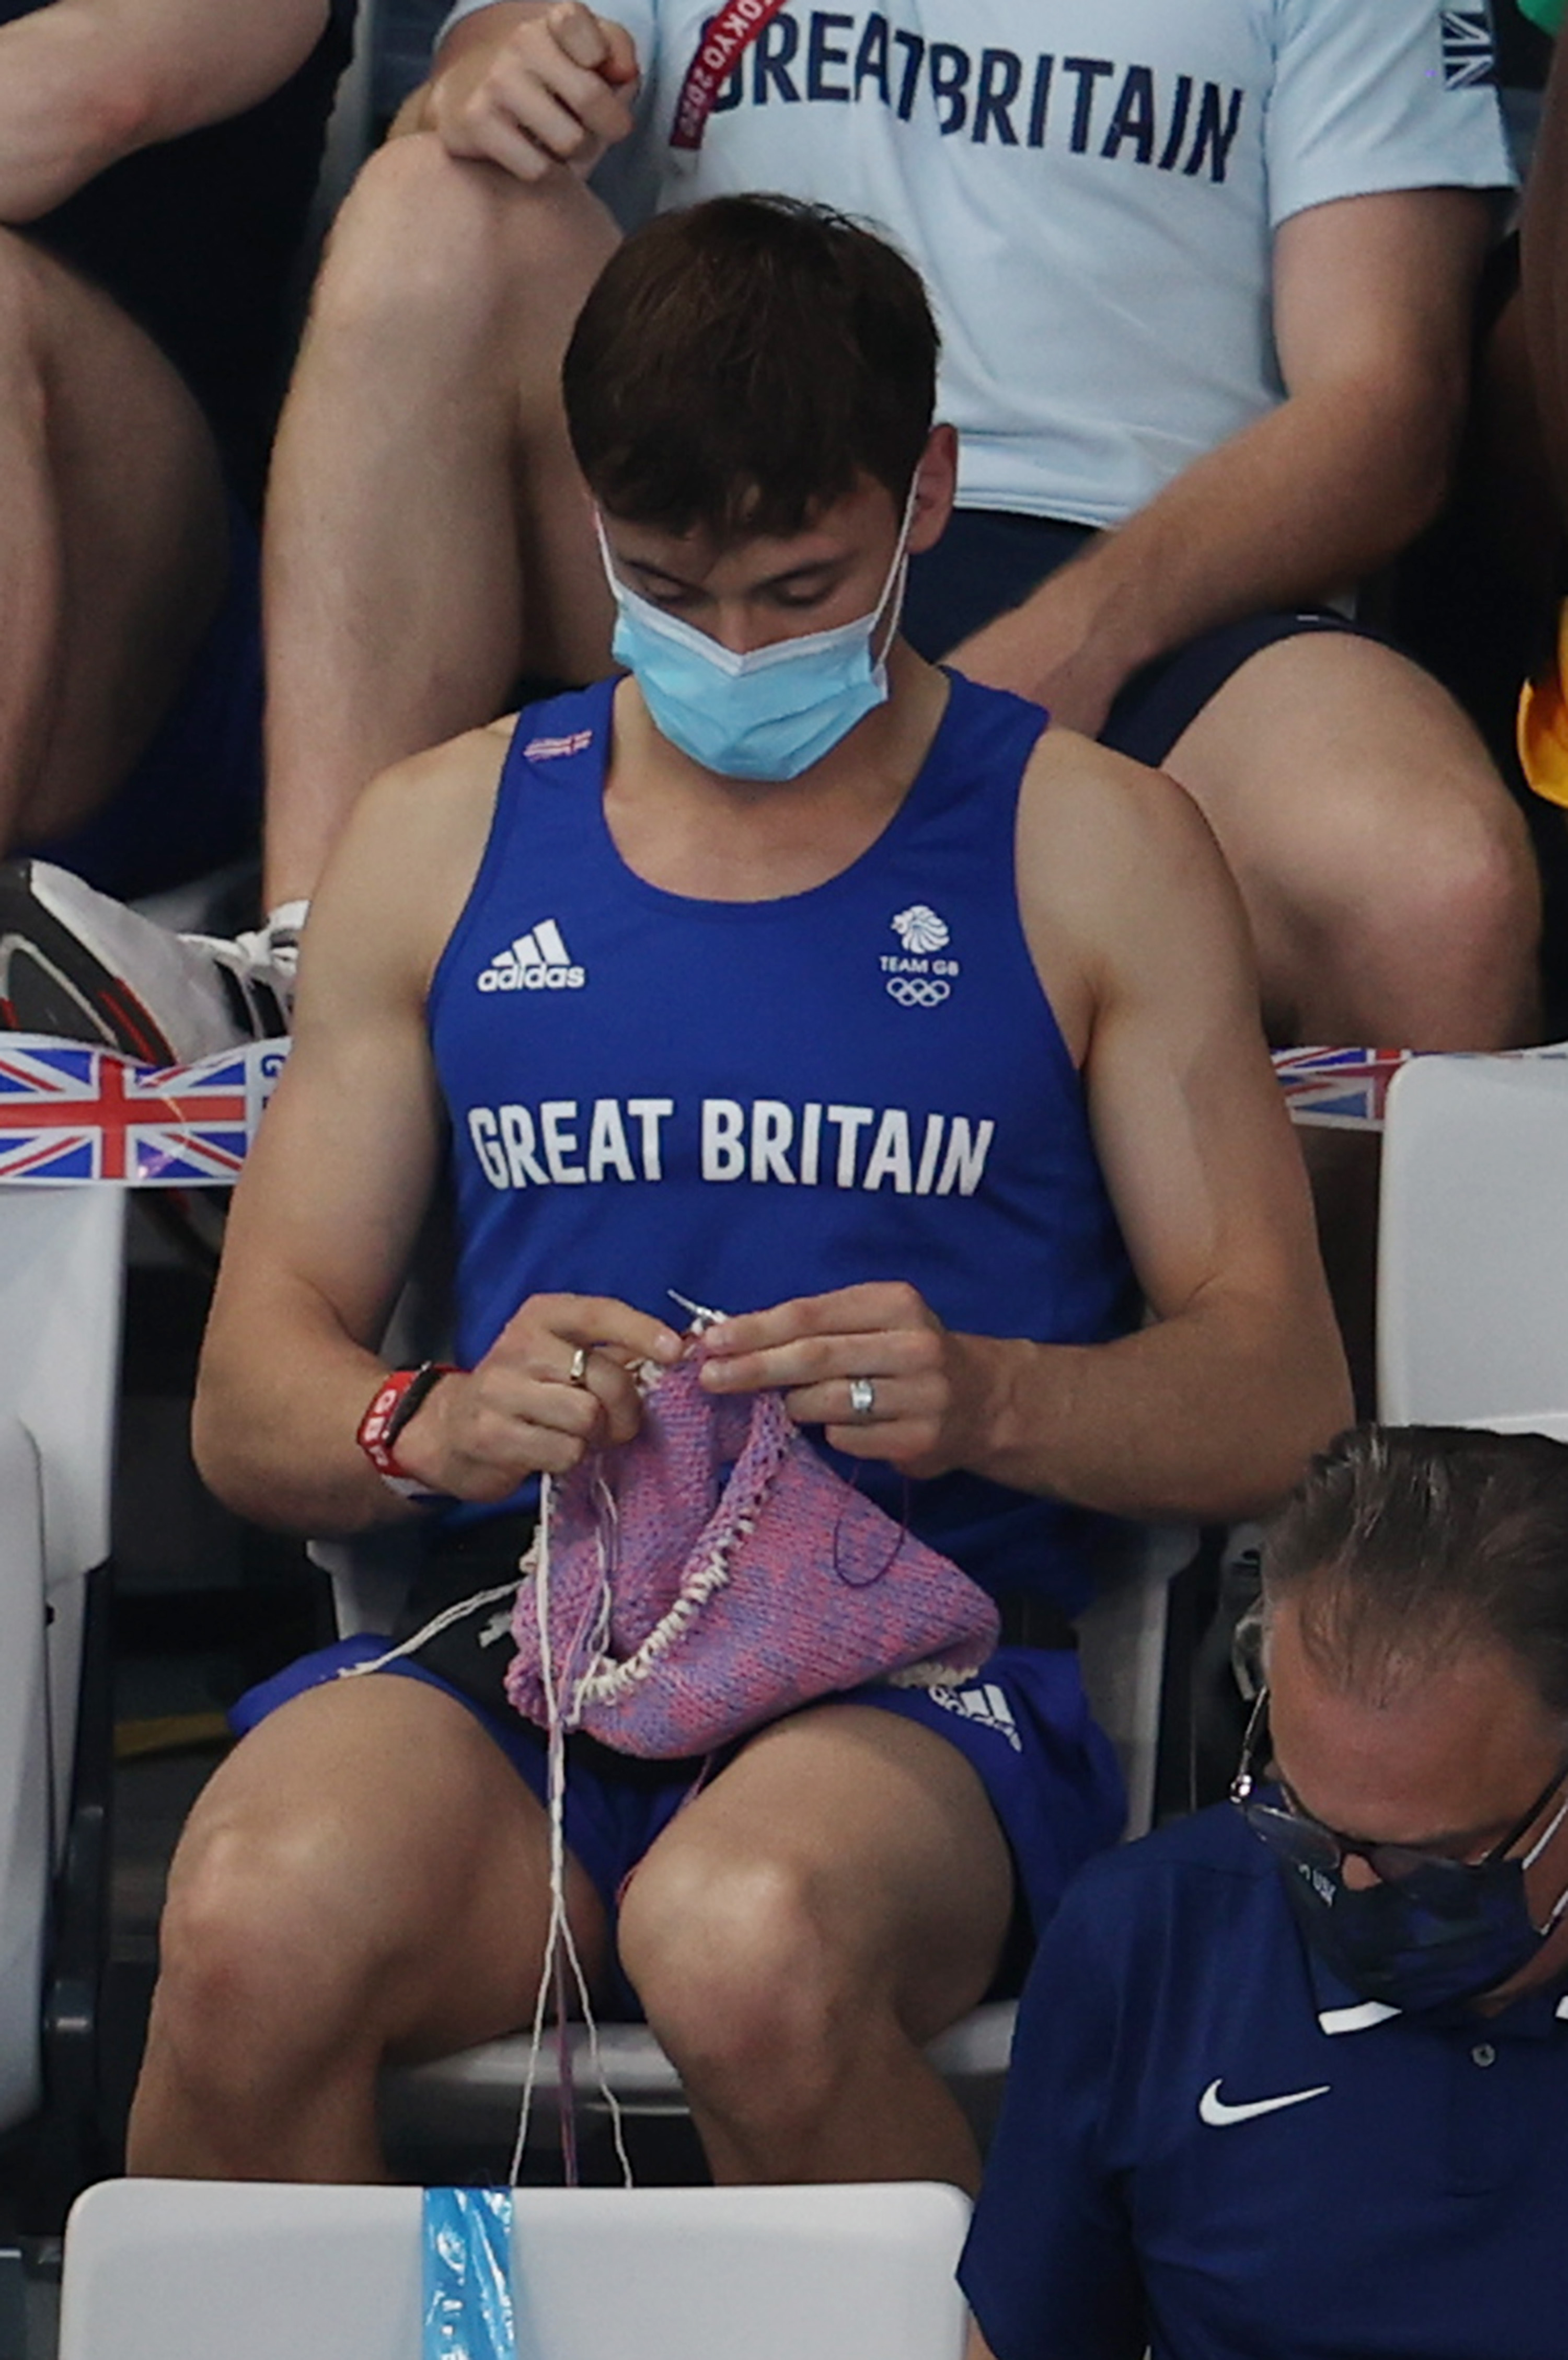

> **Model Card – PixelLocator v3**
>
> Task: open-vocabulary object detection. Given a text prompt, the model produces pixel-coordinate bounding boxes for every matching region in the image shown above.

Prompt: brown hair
[562,193,939,543]
[1261,1423,1568,1719]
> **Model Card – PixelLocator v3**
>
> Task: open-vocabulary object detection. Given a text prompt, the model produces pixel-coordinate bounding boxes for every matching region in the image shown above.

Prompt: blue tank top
[428,673,1139,1611]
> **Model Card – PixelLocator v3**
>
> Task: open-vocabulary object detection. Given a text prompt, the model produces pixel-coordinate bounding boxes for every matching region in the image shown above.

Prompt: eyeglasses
[1230,1687,1568,1897]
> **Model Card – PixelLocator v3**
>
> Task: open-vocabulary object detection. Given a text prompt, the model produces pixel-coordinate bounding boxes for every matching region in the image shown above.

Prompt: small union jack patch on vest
[1440,8,1495,88]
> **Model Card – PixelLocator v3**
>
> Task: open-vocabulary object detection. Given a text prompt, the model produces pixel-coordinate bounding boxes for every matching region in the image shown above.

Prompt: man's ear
[908,423,959,556]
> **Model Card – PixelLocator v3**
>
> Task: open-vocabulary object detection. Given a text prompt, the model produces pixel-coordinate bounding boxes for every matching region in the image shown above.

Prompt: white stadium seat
[60,2176,972,2360]
[0,1185,125,1832]
[0,1418,50,2137]
[0,1184,126,2184]
[1378,1053,1568,1432]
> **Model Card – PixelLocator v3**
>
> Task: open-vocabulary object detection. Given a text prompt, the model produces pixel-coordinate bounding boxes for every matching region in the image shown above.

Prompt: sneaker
[0,860,296,1063]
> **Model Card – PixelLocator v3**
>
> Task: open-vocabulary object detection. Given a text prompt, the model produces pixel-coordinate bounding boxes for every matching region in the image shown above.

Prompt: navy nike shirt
[961,1804,1568,2360]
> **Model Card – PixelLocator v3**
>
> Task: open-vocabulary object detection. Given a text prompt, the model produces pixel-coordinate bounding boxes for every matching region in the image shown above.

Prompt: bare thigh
[0,229,229,839]
[160,1672,608,2064]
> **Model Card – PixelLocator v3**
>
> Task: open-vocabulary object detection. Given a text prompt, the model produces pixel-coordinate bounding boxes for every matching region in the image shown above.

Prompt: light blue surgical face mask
[596,483,918,781]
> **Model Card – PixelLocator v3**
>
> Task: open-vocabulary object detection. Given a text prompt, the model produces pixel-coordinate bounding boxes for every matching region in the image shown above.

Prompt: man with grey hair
[961,1423,1568,2360]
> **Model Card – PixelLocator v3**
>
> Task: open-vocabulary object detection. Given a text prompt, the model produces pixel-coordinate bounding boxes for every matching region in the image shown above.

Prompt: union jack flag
[523,729,594,762]
[1276,1043,1568,1131]
[1273,1044,1415,1131]
[1439,8,1495,88]
[0,1039,288,1185]
[1,1033,1564,1182]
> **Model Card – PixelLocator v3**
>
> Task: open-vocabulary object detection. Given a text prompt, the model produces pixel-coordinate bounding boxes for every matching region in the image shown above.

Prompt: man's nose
[709,605,765,656]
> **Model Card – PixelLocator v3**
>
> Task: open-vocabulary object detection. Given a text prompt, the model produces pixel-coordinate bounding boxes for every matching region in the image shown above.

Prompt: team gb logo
[891,904,950,954]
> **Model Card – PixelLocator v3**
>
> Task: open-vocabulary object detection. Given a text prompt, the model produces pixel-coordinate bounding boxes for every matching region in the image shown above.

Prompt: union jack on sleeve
[1439,8,1496,89]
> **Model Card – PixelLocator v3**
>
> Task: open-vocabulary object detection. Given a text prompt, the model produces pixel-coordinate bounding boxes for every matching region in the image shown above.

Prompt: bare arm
[994,735,1353,1516]
[0,0,330,221]
[192,740,484,1533]
[195,726,681,1533]
[950,189,1492,734]
[405,0,640,179]
[701,736,1351,1524]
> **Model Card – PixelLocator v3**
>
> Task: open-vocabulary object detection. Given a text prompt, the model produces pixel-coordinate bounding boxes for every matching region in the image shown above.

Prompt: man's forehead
[1264,1595,1564,1841]
[601,479,897,580]
[1265,1584,1544,1709]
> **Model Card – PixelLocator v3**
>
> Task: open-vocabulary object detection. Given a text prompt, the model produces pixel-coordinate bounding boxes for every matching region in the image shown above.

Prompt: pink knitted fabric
[504,1356,1000,1759]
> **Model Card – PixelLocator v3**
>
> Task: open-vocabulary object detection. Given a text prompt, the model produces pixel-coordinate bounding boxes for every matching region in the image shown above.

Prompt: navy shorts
[232,1534,1126,2013]
[25,492,263,900]
[904,509,1368,768]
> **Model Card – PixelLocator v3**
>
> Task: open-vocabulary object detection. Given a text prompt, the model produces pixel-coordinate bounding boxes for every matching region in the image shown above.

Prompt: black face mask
[1232,1688,1568,2016]
[1277,1838,1568,2014]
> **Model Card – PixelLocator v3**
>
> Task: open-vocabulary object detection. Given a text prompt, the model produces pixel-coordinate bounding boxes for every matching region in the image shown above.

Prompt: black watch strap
[381,1359,457,1452]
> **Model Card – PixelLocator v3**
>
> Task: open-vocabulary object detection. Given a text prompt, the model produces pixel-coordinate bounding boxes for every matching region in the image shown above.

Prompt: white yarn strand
[507,1473,633,2190]
[334,1577,524,1680]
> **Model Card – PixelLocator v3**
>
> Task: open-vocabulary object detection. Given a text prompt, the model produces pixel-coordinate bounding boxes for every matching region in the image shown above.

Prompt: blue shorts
[25,492,263,900]
[232,1631,1125,2015]
[904,510,1368,768]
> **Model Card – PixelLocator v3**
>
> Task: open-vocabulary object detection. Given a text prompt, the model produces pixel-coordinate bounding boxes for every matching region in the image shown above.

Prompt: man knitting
[129,197,1347,2190]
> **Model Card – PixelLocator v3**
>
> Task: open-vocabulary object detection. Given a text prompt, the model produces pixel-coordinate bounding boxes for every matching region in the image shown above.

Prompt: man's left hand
[697,1281,1002,1477]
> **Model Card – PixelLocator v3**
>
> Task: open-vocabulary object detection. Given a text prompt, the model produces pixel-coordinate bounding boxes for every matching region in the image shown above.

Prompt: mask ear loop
[1523,1786,1568,1936]
[864,469,923,673]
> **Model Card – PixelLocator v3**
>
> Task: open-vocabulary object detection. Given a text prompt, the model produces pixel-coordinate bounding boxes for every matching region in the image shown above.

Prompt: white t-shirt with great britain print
[439,0,1514,529]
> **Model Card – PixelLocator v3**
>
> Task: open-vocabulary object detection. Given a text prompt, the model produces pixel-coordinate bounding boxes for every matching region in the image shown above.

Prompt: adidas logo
[926,1682,1023,1753]
[477,918,586,993]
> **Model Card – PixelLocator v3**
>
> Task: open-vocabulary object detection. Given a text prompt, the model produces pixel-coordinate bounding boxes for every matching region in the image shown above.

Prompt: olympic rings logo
[886,976,952,1008]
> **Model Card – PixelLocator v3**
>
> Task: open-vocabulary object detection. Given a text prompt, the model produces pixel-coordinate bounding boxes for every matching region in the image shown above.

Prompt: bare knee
[1254,754,1541,1050]
[1427,787,1538,971]
[1176,637,1543,1046]
[1341,773,1539,1045]
[620,1854,875,2120]
[307,133,614,363]
[152,1816,388,2104]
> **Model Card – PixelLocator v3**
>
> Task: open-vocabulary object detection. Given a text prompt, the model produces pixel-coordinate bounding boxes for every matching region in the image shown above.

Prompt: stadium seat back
[0,1417,49,2136]
[0,1185,125,1836]
[60,2176,972,2360]
[1379,1055,1568,1430]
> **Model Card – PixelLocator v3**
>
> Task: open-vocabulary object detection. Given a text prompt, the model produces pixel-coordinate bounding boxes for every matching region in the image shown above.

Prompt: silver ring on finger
[568,1344,591,1387]
[848,1375,877,1422]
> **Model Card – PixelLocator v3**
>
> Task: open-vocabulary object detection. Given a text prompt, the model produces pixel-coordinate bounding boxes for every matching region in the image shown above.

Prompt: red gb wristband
[356,1361,459,1501]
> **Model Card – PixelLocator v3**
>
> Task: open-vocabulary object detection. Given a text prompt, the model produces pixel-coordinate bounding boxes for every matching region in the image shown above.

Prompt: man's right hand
[422,2,640,181]
[394,1292,682,1501]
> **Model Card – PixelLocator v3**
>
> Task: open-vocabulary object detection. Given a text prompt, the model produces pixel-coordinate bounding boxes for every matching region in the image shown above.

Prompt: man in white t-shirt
[5,0,1542,1086]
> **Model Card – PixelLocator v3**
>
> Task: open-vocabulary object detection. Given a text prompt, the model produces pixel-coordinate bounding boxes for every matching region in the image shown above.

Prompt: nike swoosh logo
[1198,2078,1330,2127]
